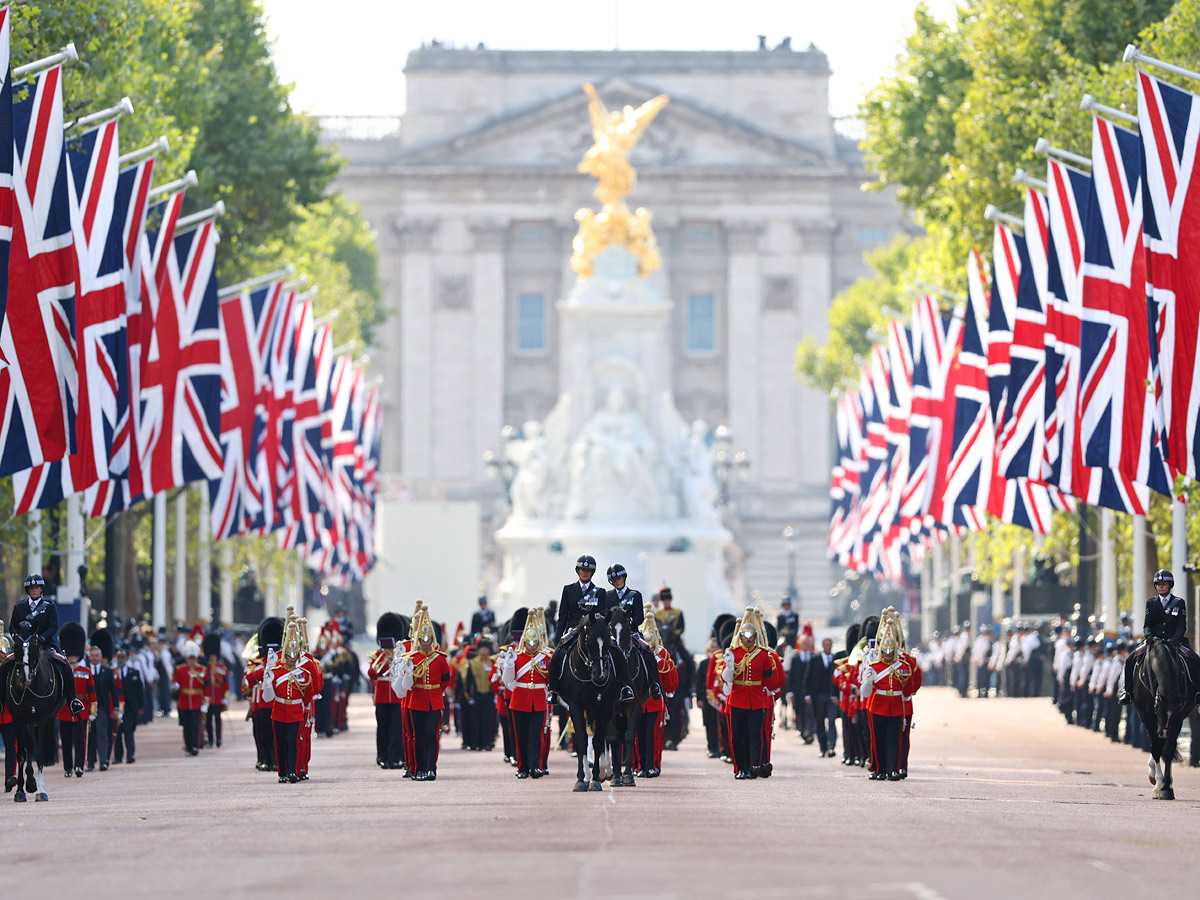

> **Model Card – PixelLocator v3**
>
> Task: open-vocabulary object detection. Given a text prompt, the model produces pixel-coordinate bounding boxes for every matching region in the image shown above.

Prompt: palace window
[858,227,891,244]
[515,292,547,353]
[686,293,717,355]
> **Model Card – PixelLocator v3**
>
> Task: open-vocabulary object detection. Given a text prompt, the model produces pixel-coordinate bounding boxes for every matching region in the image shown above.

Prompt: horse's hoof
[573,781,588,792]
[25,775,36,793]
[588,781,604,792]
[14,792,25,803]
[35,793,47,802]
[1152,789,1164,799]
[1163,788,1176,800]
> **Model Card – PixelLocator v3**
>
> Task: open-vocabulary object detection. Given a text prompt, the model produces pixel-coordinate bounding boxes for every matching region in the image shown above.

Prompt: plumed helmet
[376,612,405,643]
[89,628,114,661]
[201,632,222,659]
[1153,568,1174,585]
[257,617,285,650]
[59,622,87,658]
[659,587,672,600]
[575,555,597,571]
[712,613,735,641]
[183,640,201,658]
[606,563,628,585]
[861,615,880,642]
[844,623,861,652]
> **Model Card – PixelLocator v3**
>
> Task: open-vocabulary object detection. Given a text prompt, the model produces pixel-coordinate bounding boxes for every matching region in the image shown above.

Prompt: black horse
[661,625,694,750]
[1129,637,1200,800]
[606,607,650,787]
[2,624,67,802]
[556,612,622,792]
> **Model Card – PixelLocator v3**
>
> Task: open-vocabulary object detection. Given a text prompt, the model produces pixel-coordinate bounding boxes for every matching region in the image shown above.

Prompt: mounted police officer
[2,574,85,717]
[548,555,636,703]
[603,563,662,700]
[1119,569,1195,705]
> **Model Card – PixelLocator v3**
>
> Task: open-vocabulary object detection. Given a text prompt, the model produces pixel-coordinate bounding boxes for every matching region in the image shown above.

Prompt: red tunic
[368,649,401,704]
[244,660,266,712]
[206,662,229,708]
[901,652,922,715]
[172,663,208,711]
[268,663,316,723]
[57,662,96,722]
[727,646,775,710]
[861,657,919,716]
[405,650,451,711]
[834,660,859,714]
[643,647,678,713]
[507,649,551,713]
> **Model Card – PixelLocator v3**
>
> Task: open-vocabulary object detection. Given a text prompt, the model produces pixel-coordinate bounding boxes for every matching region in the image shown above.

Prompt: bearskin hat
[712,613,736,641]
[844,623,861,654]
[257,617,285,650]
[764,621,778,648]
[861,615,881,643]
[717,617,736,649]
[89,628,114,661]
[59,622,87,659]
[201,632,222,659]
[376,612,405,644]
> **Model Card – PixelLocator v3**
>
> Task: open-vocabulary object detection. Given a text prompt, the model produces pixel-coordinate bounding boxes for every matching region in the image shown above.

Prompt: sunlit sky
[259,0,959,119]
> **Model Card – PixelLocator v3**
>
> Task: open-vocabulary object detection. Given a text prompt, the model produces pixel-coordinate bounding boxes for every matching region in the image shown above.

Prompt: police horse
[557,612,623,792]
[1129,637,1200,800]
[2,623,67,802]
[605,607,650,787]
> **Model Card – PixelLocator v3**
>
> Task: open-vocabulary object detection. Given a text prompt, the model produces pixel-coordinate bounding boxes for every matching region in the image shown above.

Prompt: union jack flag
[1080,112,1171,497]
[284,304,333,552]
[256,287,298,532]
[209,279,287,540]
[1139,69,1200,481]
[138,215,222,494]
[0,64,78,476]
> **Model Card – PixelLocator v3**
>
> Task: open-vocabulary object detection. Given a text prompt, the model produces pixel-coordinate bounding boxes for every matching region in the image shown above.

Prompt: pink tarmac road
[5,687,1196,899]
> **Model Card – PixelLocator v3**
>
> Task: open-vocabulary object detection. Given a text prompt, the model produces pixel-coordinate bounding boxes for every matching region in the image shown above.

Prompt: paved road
[5,687,1196,899]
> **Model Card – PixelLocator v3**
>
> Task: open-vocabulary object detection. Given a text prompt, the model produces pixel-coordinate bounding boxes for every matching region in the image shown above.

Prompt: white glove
[88,714,96,722]
[200,704,208,714]
[721,650,735,684]
[391,656,414,697]
[860,666,876,698]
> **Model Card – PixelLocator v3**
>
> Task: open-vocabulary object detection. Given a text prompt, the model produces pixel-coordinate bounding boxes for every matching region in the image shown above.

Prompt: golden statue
[571,83,669,280]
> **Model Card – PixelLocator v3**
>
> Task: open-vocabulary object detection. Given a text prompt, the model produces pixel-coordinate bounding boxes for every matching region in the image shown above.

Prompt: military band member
[500,608,552,779]
[201,633,228,749]
[633,605,679,777]
[370,612,407,769]
[860,608,920,781]
[56,622,95,778]
[653,588,685,645]
[264,619,316,784]
[391,607,451,781]
[171,640,206,757]
[719,609,777,779]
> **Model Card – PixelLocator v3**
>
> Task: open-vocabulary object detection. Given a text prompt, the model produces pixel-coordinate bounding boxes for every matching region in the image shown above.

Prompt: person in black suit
[1120,568,1194,704]
[470,597,496,637]
[87,632,119,771]
[3,574,84,717]
[603,564,662,700]
[805,637,840,757]
[112,646,144,764]
[784,631,814,743]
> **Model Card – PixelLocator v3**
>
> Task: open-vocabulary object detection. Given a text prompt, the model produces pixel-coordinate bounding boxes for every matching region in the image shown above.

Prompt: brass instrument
[282,615,303,669]
[639,602,662,653]
[298,617,311,654]
[242,633,260,661]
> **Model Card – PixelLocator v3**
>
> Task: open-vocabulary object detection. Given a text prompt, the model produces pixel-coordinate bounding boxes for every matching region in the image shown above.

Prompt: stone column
[470,222,507,477]
[724,222,763,495]
[395,218,439,478]
[794,218,837,489]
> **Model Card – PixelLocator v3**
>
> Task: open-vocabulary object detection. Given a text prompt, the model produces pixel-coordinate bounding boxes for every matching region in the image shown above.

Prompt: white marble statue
[564,384,661,519]
[681,419,721,522]
[509,421,558,520]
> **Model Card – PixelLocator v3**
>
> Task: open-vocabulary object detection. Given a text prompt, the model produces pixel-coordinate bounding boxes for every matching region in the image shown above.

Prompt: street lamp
[712,424,750,506]
[782,524,798,603]
[483,425,520,505]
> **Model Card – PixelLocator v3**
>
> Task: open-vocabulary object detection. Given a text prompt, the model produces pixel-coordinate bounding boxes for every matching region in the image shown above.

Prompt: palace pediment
[396,78,840,172]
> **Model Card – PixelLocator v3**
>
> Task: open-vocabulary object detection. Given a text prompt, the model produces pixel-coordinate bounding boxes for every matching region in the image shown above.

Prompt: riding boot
[1118,649,1140,705]
[642,647,663,699]
[610,649,635,703]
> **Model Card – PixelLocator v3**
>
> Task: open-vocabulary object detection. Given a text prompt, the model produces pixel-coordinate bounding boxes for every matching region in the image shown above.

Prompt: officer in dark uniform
[548,555,635,703]
[1120,569,1193,704]
[3,574,84,717]
[776,598,800,645]
[470,597,496,637]
[604,564,662,699]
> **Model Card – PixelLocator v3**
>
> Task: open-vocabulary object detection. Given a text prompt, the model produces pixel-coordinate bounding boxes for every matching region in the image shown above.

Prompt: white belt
[876,689,903,697]
[273,697,303,705]
[514,683,546,690]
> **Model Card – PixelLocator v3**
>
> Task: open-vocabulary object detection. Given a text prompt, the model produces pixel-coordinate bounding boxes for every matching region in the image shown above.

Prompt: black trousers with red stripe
[410,708,441,773]
[730,707,765,775]
[511,709,543,773]
[868,712,903,777]
[273,719,300,777]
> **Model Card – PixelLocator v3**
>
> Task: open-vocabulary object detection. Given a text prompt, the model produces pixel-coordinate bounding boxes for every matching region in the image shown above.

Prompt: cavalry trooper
[1119,569,1197,705]
[499,608,552,779]
[603,563,662,700]
[548,555,636,703]
[860,607,921,781]
[391,606,452,781]
[718,608,777,779]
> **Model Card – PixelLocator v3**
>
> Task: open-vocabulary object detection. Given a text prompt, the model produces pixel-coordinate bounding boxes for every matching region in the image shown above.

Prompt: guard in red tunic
[294,614,324,780]
[756,622,787,776]
[633,606,678,777]
[264,618,316,783]
[719,609,778,779]
[899,644,922,778]
[171,641,207,756]
[499,608,552,779]
[56,622,95,778]
[393,606,451,781]
[369,612,407,769]
[201,633,229,749]
[860,608,920,781]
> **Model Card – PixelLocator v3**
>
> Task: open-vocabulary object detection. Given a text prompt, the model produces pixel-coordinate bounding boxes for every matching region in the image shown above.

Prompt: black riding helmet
[24,573,45,594]
[575,555,597,572]
[607,563,628,585]
[1153,569,1174,585]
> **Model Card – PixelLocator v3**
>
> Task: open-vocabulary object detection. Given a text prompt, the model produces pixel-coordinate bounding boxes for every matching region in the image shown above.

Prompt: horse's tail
[1173,745,1183,763]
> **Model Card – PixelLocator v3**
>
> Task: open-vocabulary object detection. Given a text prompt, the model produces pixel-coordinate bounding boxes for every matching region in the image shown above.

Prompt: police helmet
[575,555,597,571]
[606,563,628,585]
[24,573,45,592]
[1116,640,1129,652]
[1073,636,1085,649]
[1153,568,1174,585]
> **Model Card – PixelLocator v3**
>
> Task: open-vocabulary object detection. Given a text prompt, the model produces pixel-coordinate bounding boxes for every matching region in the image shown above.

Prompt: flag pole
[198,483,212,625]
[219,541,234,625]
[1033,137,1092,169]
[153,493,167,628]
[283,274,310,292]
[984,204,1024,230]
[1100,508,1117,637]
[1172,498,1187,613]
[13,42,78,82]
[1132,514,1147,638]
[174,201,226,235]
[1079,94,1138,127]
[119,136,169,168]
[297,286,320,305]
[63,494,85,625]
[217,265,296,300]
[1124,44,1200,85]
[1013,168,1049,192]
[147,169,198,202]
[174,490,187,624]
[64,96,133,133]
[26,508,41,583]
[331,339,359,356]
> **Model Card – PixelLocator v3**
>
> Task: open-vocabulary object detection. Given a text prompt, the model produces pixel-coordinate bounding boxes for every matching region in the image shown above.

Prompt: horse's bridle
[570,624,612,687]
[9,636,56,704]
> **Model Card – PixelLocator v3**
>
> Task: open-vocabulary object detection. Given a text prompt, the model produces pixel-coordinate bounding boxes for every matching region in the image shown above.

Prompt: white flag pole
[153,493,167,628]
[174,490,187,624]
[198,483,212,625]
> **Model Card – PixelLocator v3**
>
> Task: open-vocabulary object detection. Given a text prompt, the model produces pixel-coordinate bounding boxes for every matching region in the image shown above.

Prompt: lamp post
[712,424,750,507]
[783,524,798,603]
[483,425,519,505]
